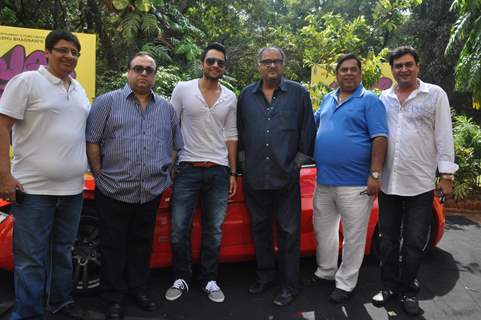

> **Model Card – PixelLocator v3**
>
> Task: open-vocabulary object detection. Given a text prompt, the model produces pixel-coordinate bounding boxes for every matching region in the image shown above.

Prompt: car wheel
[72,214,101,295]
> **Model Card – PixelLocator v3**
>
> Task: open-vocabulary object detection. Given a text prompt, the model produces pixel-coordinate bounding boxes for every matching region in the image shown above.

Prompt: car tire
[72,213,101,295]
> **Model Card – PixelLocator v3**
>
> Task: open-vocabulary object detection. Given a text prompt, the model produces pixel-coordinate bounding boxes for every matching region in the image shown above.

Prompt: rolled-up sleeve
[224,97,238,141]
[434,89,458,174]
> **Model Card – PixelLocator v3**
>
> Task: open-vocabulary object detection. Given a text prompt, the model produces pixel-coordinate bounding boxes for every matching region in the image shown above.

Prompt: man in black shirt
[237,46,316,306]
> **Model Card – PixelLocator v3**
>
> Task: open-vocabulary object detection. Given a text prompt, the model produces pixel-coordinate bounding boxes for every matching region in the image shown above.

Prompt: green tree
[446,0,481,109]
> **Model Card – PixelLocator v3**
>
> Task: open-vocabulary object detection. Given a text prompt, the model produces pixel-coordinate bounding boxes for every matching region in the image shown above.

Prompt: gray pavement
[1,215,480,320]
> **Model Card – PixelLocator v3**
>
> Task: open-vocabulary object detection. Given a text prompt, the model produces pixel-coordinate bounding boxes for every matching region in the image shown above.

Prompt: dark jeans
[378,190,434,296]
[11,193,83,320]
[243,180,301,294]
[95,189,161,303]
[170,164,229,284]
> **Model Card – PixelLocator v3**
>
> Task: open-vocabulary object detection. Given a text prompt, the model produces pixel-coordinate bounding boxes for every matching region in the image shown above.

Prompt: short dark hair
[45,30,81,52]
[388,46,419,66]
[127,51,157,70]
[200,42,226,62]
[335,53,362,73]
[256,46,286,64]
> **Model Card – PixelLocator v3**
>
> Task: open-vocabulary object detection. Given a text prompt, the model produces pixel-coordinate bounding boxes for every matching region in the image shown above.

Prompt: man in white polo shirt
[165,43,237,303]
[0,30,89,320]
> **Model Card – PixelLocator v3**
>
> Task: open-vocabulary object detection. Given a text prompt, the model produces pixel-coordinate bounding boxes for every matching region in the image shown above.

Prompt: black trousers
[243,180,301,294]
[96,189,161,303]
[378,190,434,296]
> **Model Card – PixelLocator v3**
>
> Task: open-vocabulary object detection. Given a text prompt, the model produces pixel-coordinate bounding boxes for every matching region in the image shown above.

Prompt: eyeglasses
[259,59,283,66]
[131,65,156,75]
[393,61,416,70]
[52,47,81,58]
[205,57,226,68]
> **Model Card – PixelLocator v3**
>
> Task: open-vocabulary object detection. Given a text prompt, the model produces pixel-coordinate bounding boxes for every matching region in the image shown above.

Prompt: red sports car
[0,166,445,294]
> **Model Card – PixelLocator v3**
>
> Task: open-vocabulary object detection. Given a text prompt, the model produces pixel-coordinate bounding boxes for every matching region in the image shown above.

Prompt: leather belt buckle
[189,161,219,168]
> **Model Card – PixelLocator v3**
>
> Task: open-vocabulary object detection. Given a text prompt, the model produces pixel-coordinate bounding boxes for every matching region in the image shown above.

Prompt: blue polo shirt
[314,84,387,186]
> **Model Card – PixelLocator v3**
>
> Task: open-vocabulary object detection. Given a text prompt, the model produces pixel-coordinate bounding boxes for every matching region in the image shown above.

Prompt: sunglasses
[205,57,226,68]
[131,65,156,75]
[52,47,81,58]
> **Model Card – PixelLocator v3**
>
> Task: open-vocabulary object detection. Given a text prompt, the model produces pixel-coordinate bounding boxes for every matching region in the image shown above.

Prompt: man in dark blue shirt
[237,46,316,307]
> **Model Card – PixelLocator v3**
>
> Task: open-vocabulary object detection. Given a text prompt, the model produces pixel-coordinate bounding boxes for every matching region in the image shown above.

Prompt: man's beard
[204,72,223,81]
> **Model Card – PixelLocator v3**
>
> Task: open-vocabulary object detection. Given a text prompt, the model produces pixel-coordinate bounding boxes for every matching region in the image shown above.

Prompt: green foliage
[299,12,391,105]
[301,13,369,69]
[153,66,189,98]
[305,82,331,111]
[452,113,481,199]
[446,0,481,109]
[372,0,423,32]
[95,66,189,99]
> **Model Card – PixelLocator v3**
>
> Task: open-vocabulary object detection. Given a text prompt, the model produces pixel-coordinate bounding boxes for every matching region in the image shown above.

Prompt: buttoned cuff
[294,152,313,167]
[438,161,459,174]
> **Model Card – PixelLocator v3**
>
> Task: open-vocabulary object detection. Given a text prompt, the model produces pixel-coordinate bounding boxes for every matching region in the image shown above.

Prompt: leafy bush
[452,113,481,200]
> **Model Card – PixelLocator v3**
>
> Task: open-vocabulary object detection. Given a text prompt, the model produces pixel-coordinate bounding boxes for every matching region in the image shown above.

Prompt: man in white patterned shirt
[164,43,237,303]
[372,46,458,316]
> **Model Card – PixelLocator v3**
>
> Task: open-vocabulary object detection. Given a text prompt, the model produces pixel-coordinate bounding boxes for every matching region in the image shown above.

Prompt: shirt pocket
[279,109,297,130]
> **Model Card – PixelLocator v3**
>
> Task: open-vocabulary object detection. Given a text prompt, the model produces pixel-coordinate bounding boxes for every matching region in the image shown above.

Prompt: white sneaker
[203,281,225,303]
[165,279,189,301]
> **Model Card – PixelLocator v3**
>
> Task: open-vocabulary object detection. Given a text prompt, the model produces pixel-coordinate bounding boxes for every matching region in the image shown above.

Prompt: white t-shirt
[0,65,89,195]
[170,79,237,166]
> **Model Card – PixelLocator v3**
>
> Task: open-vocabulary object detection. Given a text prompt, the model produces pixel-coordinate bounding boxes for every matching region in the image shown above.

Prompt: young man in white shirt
[165,43,237,303]
[372,46,458,316]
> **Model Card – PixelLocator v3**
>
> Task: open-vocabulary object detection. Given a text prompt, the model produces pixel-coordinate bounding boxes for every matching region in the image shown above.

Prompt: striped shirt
[86,84,183,204]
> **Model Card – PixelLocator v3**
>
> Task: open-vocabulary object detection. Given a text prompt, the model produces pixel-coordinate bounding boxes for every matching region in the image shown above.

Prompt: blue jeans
[10,193,83,320]
[170,163,229,284]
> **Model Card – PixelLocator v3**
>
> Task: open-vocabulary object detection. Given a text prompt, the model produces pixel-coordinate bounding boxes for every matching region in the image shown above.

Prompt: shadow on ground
[2,215,480,320]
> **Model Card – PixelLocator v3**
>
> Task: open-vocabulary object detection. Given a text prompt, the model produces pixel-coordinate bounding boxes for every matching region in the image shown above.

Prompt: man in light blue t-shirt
[310,54,388,303]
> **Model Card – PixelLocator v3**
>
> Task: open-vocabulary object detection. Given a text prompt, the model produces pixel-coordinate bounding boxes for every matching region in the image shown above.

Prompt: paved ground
[1,214,480,320]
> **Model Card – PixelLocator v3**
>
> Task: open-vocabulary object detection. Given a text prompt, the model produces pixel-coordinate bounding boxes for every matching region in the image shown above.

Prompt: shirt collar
[385,78,427,98]
[334,83,365,100]
[122,84,156,102]
[252,77,287,93]
[38,65,77,89]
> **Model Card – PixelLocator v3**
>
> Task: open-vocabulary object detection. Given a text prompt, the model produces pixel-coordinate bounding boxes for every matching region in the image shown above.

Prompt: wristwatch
[370,171,381,180]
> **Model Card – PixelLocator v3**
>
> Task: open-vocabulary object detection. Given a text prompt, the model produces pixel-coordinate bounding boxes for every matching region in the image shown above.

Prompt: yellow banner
[311,63,395,90]
[0,26,96,101]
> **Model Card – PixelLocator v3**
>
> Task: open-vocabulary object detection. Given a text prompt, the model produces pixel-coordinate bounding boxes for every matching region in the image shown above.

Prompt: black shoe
[105,303,124,320]
[304,274,335,287]
[53,303,84,320]
[328,288,352,304]
[248,280,275,295]
[372,289,397,307]
[401,295,422,316]
[273,290,296,307]
[132,291,157,311]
